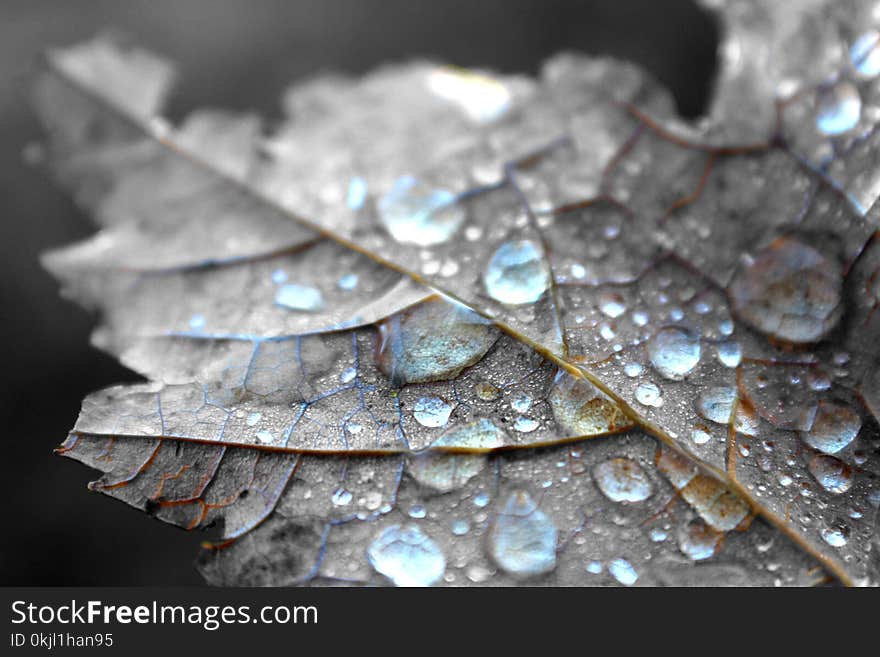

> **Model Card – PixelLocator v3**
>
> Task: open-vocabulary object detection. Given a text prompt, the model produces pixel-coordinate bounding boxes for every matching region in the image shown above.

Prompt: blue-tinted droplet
[851,30,880,77]
[816,81,862,136]
[347,176,368,210]
[367,524,446,587]
[608,558,638,586]
[483,239,550,305]
[378,176,465,246]
[413,396,454,428]
[488,490,557,578]
[648,327,701,380]
[275,283,324,312]
[337,273,359,291]
[593,457,653,503]
[331,487,353,506]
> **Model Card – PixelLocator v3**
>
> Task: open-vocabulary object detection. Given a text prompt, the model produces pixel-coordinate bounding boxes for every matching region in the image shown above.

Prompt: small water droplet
[483,239,550,305]
[340,366,357,383]
[695,386,736,425]
[816,81,862,136]
[808,454,854,494]
[474,491,490,507]
[275,283,325,312]
[635,381,663,408]
[337,273,359,291]
[188,314,206,330]
[599,292,627,318]
[408,504,427,519]
[511,394,532,413]
[716,340,742,368]
[255,430,275,444]
[347,176,368,210]
[851,30,880,78]
[608,558,638,586]
[678,522,721,561]
[451,519,470,535]
[367,524,446,587]
[514,416,540,433]
[624,362,643,378]
[245,412,262,427]
[332,487,353,506]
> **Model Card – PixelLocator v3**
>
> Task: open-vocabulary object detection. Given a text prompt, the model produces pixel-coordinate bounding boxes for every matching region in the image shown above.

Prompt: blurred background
[0,0,717,585]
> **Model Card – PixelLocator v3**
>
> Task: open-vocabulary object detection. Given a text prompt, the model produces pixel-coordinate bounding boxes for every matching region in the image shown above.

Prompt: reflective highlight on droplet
[608,558,638,586]
[274,283,324,312]
[851,30,880,78]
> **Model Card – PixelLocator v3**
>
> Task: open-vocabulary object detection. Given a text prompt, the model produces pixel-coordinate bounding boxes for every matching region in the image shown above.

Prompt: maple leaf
[32,0,880,586]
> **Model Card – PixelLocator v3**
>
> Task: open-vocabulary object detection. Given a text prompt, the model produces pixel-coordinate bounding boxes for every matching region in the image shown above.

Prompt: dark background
[0,0,717,585]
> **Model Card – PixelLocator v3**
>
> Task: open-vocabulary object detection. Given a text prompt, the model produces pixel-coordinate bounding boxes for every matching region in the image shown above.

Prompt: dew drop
[635,381,663,408]
[346,176,368,210]
[255,430,275,444]
[331,487,353,506]
[624,362,644,378]
[483,239,550,305]
[648,327,701,380]
[408,504,427,519]
[599,292,627,318]
[337,273,359,291]
[678,522,721,561]
[808,454,854,494]
[378,176,465,246]
[549,371,632,435]
[716,340,742,368]
[608,558,638,586]
[487,490,557,578]
[275,283,324,312]
[593,457,653,503]
[514,416,540,433]
[695,387,737,425]
[451,519,470,536]
[816,81,862,136]
[799,401,861,454]
[820,523,849,548]
[188,314,206,330]
[413,396,454,428]
[245,412,262,427]
[851,30,880,77]
[474,491,490,507]
[367,524,446,587]
[511,394,532,413]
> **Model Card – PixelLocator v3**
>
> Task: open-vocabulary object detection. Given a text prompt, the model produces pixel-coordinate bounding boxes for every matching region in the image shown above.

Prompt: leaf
[33,3,880,585]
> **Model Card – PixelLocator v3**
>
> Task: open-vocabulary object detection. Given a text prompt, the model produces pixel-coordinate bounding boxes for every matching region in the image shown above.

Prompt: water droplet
[255,430,275,444]
[376,299,498,385]
[275,283,324,312]
[378,176,465,246]
[799,401,861,454]
[648,327,701,380]
[331,487,353,506]
[474,491,490,507]
[340,366,357,383]
[188,314,206,330]
[271,269,287,284]
[624,362,643,378]
[483,239,550,305]
[632,310,649,326]
[808,454,854,494]
[514,416,540,433]
[851,29,880,78]
[599,292,627,318]
[408,504,427,519]
[816,81,862,136]
[691,425,712,445]
[678,522,721,561]
[337,273,359,291]
[716,340,742,368]
[413,396,454,428]
[593,457,653,503]
[451,519,470,535]
[511,394,532,413]
[347,176,368,210]
[635,381,663,408]
[427,67,512,123]
[608,558,638,586]
[728,237,842,344]
[367,524,446,587]
[549,371,633,435]
[586,561,603,574]
[487,490,557,578]
[820,523,849,548]
[695,387,737,425]
[475,380,501,401]
[245,412,262,427]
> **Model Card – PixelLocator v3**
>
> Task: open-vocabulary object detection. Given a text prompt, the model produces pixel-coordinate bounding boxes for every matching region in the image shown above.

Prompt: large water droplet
[820,523,849,548]
[593,457,653,503]
[367,524,446,587]
[376,299,498,385]
[648,327,701,380]
[275,283,324,312]
[378,176,465,246]
[483,239,550,305]
[815,81,862,136]
[727,237,842,344]
[549,371,632,436]
[695,387,737,425]
[487,490,557,578]
[799,401,861,454]
[808,454,854,494]
[413,396,454,428]
[608,558,638,586]
[851,30,880,77]
[407,419,507,492]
